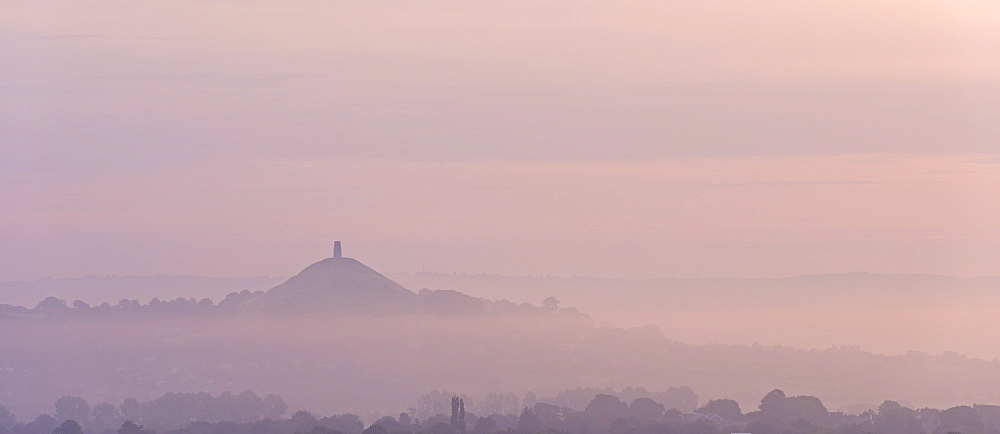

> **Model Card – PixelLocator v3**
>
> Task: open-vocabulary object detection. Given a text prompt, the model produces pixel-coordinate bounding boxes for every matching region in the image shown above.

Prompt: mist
[4,1,1000,433]
[6,291,1000,426]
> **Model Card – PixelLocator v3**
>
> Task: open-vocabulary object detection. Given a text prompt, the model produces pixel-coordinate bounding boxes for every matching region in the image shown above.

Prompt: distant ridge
[0,275,285,307]
[237,257,419,314]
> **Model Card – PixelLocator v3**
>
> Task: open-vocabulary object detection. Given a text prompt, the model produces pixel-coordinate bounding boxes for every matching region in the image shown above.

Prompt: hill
[237,257,419,315]
[389,271,1000,358]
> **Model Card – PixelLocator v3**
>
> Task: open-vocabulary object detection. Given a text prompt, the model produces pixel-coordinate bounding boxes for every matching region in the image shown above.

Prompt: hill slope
[238,257,419,314]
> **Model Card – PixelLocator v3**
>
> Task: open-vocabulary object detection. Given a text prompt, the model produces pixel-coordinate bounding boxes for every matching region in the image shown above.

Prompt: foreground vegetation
[1,387,998,434]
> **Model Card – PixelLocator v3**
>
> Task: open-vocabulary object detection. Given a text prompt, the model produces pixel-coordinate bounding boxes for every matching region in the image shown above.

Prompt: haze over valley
[4,1,1000,433]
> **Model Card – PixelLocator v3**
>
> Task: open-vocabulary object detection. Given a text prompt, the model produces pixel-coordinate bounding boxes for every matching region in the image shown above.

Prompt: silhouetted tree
[89,403,123,432]
[450,397,466,432]
[416,390,457,420]
[427,422,460,434]
[264,393,288,419]
[23,414,57,434]
[460,399,466,431]
[362,424,388,434]
[687,418,720,434]
[35,297,68,313]
[696,399,742,419]
[874,400,925,434]
[54,397,89,424]
[0,405,15,432]
[515,407,544,433]
[531,403,567,429]
[757,389,826,422]
[317,414,364,434]
[472,417,497,434]
[663,408,684,425]
[936,405,983,434]
[116,420,147,434]
[289,411,318,433]
[119,399,141,423]
[542,297,560,311]
[305,426,340,434]
[373,416,405,433]
[744,420,778,434]
[659,386,699,413]
[782,396,827,422]
[399,413,412,427]
[582,394,628,433]
[52,420,84,434]
[759,389,786,413]
[628,397,665,421]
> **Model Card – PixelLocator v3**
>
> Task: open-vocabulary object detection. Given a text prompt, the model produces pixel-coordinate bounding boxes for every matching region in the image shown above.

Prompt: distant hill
[5,260,1000,419]
[390,270,1000,302]
[0,257,570,319]
[7,268,1000,358]
[237,257,420,314]
[0,275,286,307]
[389,271,1000,359]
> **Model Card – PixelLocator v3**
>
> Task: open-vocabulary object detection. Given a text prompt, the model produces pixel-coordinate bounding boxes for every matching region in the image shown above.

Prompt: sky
[2,0,999,281]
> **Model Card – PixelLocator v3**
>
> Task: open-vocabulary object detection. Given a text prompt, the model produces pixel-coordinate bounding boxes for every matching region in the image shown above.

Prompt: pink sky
[2,1,999,281]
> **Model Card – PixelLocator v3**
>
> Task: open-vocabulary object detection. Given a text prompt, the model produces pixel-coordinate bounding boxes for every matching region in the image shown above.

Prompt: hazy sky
[2,1,999,281]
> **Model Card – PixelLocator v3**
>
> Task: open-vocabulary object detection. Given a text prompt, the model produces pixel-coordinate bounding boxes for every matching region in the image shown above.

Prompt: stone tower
[333,241,342,258]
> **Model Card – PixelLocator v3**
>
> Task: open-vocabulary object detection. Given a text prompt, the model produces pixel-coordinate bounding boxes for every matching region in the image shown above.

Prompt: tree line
[3,388,1000,434]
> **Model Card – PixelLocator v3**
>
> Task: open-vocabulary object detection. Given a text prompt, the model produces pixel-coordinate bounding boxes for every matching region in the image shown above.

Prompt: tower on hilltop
[333,241,342,258]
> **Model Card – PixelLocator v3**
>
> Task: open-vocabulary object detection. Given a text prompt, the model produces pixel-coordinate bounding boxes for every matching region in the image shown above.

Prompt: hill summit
[238,255,419,314]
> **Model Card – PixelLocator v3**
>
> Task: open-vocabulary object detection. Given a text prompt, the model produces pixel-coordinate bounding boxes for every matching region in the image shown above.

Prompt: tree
[318,414,364,434]
[35,297,68,313]
[472,417,498,434]
[362,424,388,434]
[231,390,265,422]
[52,420,84,434]
[936,405,983,434]
[531,403,567,428]
[117,420,147,434]
[289,411,318,433]
[399,413,412,427]
[416,390,456,420]
[24,414,57,434]
[874,400,925,434]
[451,396,466,432]
[782,396,827,421]
[757,390,827,422]
[89,403,123,432]
[696,399,742,419]
[542,297,560,311]
[54,397,89,424]
[263,393,288,419]
[609,417,645,434]
[515,407,544,433]
[759,389,786,413]
[687,418,720,434]
[0,405,15,431]
[628,398,665,421]
[582,394,628,433]
[119,399,141,423]
[372,416,405,433]
[427,422,461,434]
[663,408,684,425]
